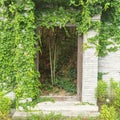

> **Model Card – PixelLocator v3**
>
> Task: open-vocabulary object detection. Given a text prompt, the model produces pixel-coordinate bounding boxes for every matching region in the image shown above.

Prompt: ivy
[0,0,40,108]
[0,0,120,108]
[34,0,120,56]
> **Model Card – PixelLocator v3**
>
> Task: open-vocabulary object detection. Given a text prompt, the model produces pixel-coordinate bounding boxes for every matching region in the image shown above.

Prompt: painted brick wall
[99,50,120,84]
[81,15,100,104]
[82,30,98,104]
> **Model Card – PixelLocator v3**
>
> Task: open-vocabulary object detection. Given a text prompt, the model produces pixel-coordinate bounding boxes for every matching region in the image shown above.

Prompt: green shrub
[100,105,116,120]
[110,79,119,102]
[109,79,120,112]
[95,80,108,106]
[96,79,120,119]
[113,87,120,112]
[0,92,11,117]
[55,77,77,94]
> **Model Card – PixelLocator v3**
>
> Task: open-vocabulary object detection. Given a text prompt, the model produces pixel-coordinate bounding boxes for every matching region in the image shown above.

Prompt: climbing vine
[33,0,120,84]
[0,0,120,108]
[0,0,40,107]
[34,0,120,56]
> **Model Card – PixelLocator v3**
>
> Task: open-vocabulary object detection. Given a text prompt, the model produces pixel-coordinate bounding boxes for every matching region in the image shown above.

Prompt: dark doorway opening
[36,26,83,101]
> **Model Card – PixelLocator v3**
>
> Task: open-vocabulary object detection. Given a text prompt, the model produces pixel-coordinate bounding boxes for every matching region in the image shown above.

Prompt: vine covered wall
[34,0,120,56]
[0,0,120,107]
[0,0,40,107]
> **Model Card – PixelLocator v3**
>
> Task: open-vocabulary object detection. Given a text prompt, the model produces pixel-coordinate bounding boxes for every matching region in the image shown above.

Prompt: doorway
[36,26,83,101]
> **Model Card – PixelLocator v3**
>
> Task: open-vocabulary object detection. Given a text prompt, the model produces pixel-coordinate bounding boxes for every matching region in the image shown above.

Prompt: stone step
[40,96,79,101]
[12,101,99,119]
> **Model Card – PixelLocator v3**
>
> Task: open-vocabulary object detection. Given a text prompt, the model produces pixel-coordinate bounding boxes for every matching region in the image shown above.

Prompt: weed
[55,77,77,94]
[95,80,108,108]
[0,92,12,119]
[100,105,116,120]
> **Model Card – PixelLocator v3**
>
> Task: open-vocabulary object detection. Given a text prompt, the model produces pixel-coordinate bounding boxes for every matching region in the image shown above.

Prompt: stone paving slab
[12,101,99,119]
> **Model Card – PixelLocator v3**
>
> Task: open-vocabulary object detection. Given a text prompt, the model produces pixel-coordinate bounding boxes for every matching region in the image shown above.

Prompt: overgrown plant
[96,79,120,115]
[95,80,108,108]
[110,79,120,112]
[0,92,11,119]
[100,105,116,120]
[1,0,120,111]
[26,112,96,120]
[55,77,77,94]
[0,0,40,108]
[34,0,120,56]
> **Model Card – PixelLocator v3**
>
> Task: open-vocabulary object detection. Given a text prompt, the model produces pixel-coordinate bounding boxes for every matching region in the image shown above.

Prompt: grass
[12,112,100,120]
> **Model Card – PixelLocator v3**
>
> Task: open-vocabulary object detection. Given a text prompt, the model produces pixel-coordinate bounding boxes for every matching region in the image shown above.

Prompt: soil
[41,86,76,96]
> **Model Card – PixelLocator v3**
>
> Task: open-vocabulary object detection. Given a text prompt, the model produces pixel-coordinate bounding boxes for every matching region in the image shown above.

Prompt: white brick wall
[99,50,120,83]
[82,30,98,104]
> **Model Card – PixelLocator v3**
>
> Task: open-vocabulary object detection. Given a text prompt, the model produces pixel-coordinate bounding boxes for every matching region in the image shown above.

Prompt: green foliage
[98,72,103,80]
[110,79,120,112]
[55,77,77,94]
[30,112,64,120]
[33,97,55,103]
[0,92,11,119]
[109,79,119,102]
[98,72,108,81]
[34,0,120,57]
[34,0,99,33]
[96,79,120,116]
[39,27,77,88]
[100,105,116,120]
[25,112,97,120]
[0,0,41,108]
[114,87,120,112]
[67,68,77,80]
[95,80,108,104]
[1,0,120,112]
